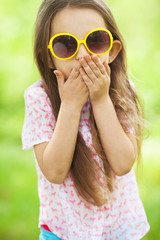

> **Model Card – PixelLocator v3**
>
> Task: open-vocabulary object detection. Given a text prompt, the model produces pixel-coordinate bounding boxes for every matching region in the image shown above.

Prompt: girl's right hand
[54,62,89,112]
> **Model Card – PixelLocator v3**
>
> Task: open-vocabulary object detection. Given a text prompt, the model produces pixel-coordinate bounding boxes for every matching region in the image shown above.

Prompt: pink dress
[22,80,150,240]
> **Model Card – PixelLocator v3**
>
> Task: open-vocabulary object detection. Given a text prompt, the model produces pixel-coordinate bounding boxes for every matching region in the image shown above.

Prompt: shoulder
[24,79,46,99]
[22,80,55,150]
[24,80,52,111]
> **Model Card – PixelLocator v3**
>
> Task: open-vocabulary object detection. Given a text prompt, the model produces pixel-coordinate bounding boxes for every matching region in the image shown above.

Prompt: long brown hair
[34,0,146,206]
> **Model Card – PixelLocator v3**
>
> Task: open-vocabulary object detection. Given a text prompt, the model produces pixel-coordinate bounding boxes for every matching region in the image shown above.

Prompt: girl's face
[48,7,116,79]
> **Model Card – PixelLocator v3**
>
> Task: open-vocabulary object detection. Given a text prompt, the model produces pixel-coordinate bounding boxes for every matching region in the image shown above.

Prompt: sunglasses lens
[86,30,111,54]
[52,35,77,59]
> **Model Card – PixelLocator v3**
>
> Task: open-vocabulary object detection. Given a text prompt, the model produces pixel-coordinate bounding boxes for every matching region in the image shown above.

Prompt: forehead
[50,7,106,37]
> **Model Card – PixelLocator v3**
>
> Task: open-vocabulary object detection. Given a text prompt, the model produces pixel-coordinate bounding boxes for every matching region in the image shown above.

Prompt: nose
[75,43,90,60]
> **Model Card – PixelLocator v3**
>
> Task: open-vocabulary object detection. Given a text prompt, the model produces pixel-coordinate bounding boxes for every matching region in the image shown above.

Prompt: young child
[22,0,150,239]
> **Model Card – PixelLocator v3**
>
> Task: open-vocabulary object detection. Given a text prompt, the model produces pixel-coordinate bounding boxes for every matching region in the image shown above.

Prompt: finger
[68,61,81,81]
[91,55,106,75]
[74,73,89,96]
[79,67,93,89]
[79,57,96,81]
[103,61,111,77]
[54,70,65,90]
[84,55,101,78]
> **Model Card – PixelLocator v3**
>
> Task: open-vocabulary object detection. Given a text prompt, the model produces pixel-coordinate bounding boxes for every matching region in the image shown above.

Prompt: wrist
[91,95,111,109]
[60,102,81,116]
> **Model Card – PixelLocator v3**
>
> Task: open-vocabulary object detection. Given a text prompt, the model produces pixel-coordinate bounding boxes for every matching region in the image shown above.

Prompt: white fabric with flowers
[22,80,150,240]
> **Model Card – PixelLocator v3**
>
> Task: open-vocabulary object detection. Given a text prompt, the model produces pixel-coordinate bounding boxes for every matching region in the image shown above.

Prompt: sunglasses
[48,28,113,60]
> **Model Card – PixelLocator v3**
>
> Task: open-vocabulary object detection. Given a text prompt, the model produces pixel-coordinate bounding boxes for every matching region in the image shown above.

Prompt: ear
[108,40,122,64]
[48,52,54,69]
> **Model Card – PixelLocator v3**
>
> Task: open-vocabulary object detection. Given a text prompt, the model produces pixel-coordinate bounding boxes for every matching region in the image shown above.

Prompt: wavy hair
[34,0,146,206]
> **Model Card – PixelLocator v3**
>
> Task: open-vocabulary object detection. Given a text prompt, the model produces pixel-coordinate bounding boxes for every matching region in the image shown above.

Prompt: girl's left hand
[79,54,110,106]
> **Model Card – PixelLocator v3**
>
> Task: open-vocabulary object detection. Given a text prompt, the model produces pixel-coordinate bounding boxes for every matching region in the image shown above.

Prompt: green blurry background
[0,0,160,239]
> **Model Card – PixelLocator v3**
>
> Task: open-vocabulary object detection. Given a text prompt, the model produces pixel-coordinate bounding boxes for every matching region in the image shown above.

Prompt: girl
[22,0,150,239]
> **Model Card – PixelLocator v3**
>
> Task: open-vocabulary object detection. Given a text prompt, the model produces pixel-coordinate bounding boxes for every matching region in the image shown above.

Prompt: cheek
[99,53,109,64]
[53,56,80,80]
[53,58,72,79]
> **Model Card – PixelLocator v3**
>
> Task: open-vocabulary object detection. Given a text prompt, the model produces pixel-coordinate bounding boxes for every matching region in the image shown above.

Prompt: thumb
[54,70,65,89]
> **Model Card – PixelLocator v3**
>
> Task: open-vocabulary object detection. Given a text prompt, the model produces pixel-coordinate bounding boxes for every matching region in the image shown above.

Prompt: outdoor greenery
[0,0,160,239]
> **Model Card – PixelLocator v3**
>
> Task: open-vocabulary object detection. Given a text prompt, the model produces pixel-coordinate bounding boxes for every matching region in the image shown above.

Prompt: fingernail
[86,55,91,60]
[79,57,84,62]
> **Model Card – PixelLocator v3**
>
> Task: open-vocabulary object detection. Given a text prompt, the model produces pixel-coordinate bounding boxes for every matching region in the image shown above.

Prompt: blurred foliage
[0,0,160,239]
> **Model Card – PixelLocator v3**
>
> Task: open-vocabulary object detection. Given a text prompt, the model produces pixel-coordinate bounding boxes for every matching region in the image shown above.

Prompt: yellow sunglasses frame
[47,28,113,60]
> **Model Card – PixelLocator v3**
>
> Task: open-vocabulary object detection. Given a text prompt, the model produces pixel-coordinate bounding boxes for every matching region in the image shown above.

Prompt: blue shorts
[39,227,63,240]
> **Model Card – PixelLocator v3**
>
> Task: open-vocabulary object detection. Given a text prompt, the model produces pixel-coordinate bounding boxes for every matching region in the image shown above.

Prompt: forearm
[43,103,81,182]
[92,96,136,176]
